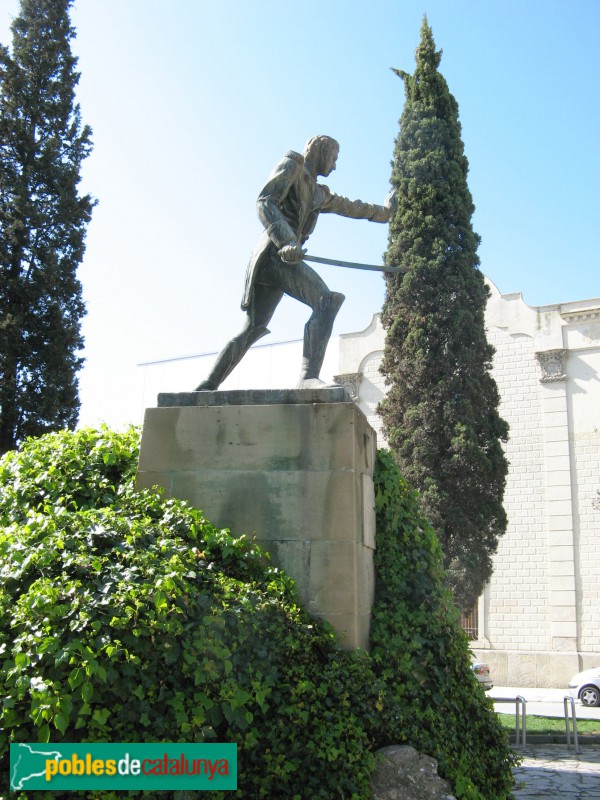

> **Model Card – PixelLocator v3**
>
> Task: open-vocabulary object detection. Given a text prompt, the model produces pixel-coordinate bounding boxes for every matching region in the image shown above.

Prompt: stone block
[580,653,600,671]
[543,426,570,443]
[540,393,568,414]
[547,530,576,548]
[475,649,584,688]
[551,590,577,606]
[136,391,376,650]
[139,405,315,472]
[549,603,576,621]
[545,470,572,487]
[535,652,579,687]
[362,473,376,549]
[543,440,570,458]
[507,653,537,686]
[545,454,572,472]
[157,387,349,407]
[549,560,575,577]
[544,484,573,501]
[542,411,569,429]
[356,542,375,617]
[313,402,377,473]
[551,620,577,638]
[548,516,573,537]
[266,540,311,606]
[549,574,577,592]
[311,610,370,651]
[308,540,358,613]
[548,545,576,562]
[546,499,574,516]
[552,636,577,652]
[156,468,363,546]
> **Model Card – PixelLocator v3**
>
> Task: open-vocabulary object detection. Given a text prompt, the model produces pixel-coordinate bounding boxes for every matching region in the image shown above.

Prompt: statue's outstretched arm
[320,186,395,223]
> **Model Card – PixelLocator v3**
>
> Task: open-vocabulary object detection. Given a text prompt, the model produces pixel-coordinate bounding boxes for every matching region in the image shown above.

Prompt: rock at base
[371,745,456,800]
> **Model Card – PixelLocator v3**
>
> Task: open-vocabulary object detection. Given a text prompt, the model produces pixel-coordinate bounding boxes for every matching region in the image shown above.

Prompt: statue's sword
[304,254,406,275]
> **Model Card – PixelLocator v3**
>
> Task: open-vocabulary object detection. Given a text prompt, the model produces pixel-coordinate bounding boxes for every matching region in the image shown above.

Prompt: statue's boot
[296,292,345,389]
[195,325,270,390]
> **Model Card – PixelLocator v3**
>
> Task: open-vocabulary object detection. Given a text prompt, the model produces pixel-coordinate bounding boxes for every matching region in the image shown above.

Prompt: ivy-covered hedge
[371,449,517,800]
[0,427,381,800]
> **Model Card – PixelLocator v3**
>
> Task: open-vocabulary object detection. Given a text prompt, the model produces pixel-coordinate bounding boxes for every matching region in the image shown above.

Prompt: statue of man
[196,135,393,391]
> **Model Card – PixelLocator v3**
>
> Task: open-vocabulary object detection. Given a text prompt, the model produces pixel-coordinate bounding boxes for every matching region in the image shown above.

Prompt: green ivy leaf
[92,708,110,726]
[68,667,84,690]
[37,724,50,743]
[54,713,69,734]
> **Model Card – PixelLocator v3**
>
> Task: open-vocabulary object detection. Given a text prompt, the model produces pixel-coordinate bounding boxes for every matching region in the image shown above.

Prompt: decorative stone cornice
[535,349,568,383]
[333,372,362,399]
[559,301,600,322]
[561,309,600,322]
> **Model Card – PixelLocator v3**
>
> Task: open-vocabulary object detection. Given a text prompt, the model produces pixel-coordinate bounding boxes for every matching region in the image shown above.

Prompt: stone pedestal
[136,388,377,650]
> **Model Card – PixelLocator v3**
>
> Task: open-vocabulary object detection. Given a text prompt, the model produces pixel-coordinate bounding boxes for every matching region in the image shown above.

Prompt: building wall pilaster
[535,349,578,652]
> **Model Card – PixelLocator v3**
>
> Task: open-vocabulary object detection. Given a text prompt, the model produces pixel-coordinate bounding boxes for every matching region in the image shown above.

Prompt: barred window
[460,604,479,640]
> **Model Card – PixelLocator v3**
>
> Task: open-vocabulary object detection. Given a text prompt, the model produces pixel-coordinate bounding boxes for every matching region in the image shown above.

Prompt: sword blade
[304,254,405,274]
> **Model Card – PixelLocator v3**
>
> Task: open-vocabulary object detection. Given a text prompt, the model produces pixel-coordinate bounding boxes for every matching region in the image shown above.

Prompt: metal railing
[495,696,527,748]
[563,695,580,753]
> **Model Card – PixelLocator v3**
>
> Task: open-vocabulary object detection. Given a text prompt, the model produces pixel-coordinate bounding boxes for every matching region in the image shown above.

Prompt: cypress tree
[0,0,95,454]
[379,17,509,610]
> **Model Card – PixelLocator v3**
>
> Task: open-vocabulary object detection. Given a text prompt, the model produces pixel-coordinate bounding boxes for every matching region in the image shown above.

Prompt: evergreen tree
[0,0,94,455]
[379,18,509,610]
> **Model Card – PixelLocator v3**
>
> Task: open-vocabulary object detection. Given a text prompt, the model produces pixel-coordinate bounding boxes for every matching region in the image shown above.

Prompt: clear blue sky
[1,0,598,427]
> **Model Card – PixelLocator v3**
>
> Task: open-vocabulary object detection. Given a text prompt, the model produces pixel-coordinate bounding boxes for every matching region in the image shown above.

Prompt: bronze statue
[196,135,393,391]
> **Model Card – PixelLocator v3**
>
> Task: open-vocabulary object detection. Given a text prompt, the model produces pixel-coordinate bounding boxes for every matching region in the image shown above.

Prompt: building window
[460,604,479,640]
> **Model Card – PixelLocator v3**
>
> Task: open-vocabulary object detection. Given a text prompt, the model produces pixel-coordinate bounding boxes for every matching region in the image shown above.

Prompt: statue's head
[304,135,339,177]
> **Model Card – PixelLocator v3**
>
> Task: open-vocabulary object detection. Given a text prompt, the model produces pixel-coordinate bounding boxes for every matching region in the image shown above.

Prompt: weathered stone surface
[371,746,455,800]
[136,395,376,649]
[158,388,349,407]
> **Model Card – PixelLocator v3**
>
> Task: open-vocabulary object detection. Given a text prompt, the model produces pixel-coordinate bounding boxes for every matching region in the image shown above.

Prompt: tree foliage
[0,0,95,455]
[379,17,509,610]
[371,450,517,800]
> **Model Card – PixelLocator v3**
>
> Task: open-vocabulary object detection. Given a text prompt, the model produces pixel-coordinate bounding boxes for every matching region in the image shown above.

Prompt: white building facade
[139,280,600,687]
[336,280,600,687]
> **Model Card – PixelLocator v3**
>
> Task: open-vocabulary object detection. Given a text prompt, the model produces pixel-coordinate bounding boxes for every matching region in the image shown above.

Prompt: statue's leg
[195,285,282,390]
[276,261,345,387]
[298,291,345,386]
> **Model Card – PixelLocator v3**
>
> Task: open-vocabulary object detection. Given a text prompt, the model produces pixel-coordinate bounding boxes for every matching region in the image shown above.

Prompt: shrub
[370,449,517,800]
[1,429,517,800]
[0,427,380,800]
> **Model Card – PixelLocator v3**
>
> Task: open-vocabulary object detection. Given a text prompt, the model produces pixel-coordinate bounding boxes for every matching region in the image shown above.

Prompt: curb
[509,735,600,746]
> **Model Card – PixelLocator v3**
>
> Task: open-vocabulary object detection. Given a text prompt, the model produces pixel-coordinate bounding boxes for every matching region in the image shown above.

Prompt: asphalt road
[490,686,600,721]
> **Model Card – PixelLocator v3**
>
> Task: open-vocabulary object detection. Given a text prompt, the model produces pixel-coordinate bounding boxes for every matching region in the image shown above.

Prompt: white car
[470,656,493,691]
[568,668,600,707]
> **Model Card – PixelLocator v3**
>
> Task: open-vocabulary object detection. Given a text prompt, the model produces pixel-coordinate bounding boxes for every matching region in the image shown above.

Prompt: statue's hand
[279,244,306,264]
[384,189,397,214]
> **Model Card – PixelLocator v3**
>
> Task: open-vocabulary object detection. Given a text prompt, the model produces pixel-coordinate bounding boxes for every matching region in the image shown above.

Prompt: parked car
[568,668,600,707]
[470,656,493,691]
